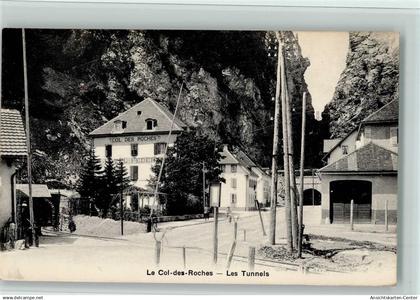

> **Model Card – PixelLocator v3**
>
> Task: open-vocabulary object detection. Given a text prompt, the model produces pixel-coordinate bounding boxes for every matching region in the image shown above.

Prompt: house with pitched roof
[318,100,399,224]
[219,146,271,210]
[89,98,187,209]
[0,109,27,231]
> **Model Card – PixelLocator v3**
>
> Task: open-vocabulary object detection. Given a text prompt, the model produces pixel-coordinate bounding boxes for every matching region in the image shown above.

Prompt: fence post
[226,241,237,269]
[182,246,186,269]
[385,198,389,232]
[213,207,219,265]
[248,246,256,271]
[155,241,161,266]
[350,199,354,231]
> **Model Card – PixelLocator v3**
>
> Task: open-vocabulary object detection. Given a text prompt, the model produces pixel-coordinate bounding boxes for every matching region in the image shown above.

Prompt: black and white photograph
[0,29,399,285]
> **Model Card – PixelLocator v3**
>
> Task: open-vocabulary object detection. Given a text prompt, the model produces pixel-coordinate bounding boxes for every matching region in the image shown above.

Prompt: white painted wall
[0,160,14,229]
[358,124,398,153]
[220,164,248,209]
[219,164,259,210]
[93,134,177,190]
[328,130,358,164]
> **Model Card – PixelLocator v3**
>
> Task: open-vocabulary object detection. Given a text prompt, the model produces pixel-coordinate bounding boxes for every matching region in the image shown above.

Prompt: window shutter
[105,145,112,158]
[390,127,398,146]
[130,166,138,181]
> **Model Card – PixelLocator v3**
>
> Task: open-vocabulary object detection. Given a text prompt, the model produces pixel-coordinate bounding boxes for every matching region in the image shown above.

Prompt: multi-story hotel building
[89,98,186,208]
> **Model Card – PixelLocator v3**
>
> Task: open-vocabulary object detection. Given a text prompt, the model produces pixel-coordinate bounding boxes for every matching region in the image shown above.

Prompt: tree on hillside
[150,130,224,216]
[76,150,103,213]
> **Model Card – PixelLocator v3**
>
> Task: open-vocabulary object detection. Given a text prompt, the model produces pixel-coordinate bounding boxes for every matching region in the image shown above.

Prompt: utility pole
[151,83,183,219]
[22,29,36,246]
[297,92,307,258]
[285,73,299,249]
[202,161,206,210]
[312,168,315,206]
[269,32,282,245]
[120,190,124,235]
[278,31,293,252]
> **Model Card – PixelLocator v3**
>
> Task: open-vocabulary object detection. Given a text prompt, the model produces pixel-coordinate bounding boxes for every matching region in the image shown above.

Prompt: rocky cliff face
[324,32,399,138]
[2,29,322,186]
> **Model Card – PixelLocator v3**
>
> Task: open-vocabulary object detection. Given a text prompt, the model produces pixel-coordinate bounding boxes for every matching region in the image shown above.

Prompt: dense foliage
[150,130,224,215]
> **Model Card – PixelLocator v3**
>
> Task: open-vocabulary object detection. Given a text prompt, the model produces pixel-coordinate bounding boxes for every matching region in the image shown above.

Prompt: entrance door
[330,180,372,223]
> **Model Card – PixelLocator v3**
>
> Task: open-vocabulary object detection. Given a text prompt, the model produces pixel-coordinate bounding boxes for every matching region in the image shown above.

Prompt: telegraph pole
[297,92,307,257]
[202,162,206,210]
[277,31,293,252]
[269,32,282,245]
[285,88,299,249]
[22,29,36,246]
[120,190,124,235]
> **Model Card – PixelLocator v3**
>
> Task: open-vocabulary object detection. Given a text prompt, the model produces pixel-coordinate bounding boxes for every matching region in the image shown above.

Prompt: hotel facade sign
[109,135,164,144]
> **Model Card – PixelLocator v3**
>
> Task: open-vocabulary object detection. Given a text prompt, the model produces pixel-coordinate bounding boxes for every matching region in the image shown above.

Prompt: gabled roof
[49,189,81,199]
[219,146,239,165]
[0,109,27,157]
[16,184,52,198]
[219,145,264,178]
[318,142,398,173]
[232,148,258,169]
[322,128,358,161]
[322,100,399,161]
[362,100,399,124]
[89,98,187,137]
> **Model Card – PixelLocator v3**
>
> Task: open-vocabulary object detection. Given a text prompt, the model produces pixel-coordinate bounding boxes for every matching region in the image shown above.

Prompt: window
[220,165,226,172]
[249,179,257,188]
[231,193,237,204]
[231,165,237,173]
[365,127,372,139]
[231,178,237,189]
[341,145,348,155]
[154,143,167,155]
[131,144,138,157]
[137,111,142,116]
[390,127,398,146]
[122,121,127,129]
[146,120,154,130]
[113,120,123,131]
[146,118,158,130]
[105,145,112,158]
[130,166,139,181]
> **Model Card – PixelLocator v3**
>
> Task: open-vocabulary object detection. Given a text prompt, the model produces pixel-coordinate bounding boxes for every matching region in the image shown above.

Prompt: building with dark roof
[0,109,27,233]
[89,98,186,210]
[319,100,399,224]
[219,146,270,210]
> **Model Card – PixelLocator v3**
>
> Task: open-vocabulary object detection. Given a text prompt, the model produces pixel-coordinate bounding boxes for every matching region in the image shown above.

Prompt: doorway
[330,180,372,223]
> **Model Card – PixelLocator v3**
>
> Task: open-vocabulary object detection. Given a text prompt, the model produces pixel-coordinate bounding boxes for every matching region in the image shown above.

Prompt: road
[0,207,396,285]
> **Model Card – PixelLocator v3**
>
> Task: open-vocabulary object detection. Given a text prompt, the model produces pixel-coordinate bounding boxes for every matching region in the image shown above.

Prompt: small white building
[89,98,186,209]
[0,109,27,233]
[219,146,270,211]
[319,100,398,224]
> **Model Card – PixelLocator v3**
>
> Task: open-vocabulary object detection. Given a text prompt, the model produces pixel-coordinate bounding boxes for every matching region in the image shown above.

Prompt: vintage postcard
[0,29,399,285]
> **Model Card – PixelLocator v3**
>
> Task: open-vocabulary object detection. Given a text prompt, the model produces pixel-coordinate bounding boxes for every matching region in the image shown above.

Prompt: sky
[295,31,349,119]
